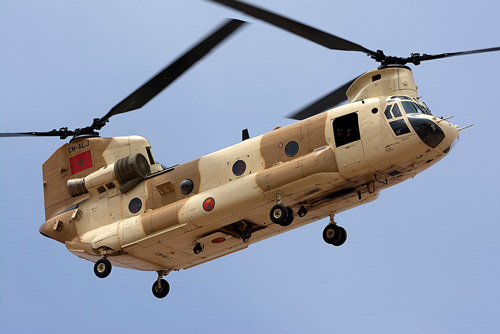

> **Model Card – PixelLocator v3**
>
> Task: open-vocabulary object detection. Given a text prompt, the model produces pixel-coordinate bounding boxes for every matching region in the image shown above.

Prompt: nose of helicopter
[407,114,459,153]
[440,118,460,154]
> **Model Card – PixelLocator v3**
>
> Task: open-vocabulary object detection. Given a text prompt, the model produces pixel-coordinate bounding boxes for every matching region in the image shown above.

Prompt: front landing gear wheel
[152,279,170,299]
[323,224,341,245]
[94,258,112,278]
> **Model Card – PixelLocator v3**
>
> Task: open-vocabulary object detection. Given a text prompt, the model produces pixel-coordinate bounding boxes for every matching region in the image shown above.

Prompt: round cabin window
[285,141,299,157]
[129,198,142,214]
[180,179,194,195]
[232,160,246,176]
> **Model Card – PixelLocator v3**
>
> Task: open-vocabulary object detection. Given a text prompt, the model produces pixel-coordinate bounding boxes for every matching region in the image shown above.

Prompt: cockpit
[384,96,445,148]
[386,96,432,116]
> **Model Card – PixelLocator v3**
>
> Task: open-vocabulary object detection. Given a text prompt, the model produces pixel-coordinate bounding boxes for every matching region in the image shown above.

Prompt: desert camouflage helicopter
[2,0,499,299]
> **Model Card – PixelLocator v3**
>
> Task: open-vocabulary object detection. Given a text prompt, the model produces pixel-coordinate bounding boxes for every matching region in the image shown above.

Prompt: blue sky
[1,0,499,333]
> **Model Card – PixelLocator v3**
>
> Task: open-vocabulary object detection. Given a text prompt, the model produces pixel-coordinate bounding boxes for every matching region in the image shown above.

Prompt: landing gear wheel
[94,258,112,278]
[323,224,341,245]
[152,279,170,299]
[270,204,289,225]
[280,207,294,227]
[333,226,347,246]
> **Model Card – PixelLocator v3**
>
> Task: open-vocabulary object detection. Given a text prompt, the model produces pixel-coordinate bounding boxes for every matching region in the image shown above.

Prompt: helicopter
[1,0,499,299]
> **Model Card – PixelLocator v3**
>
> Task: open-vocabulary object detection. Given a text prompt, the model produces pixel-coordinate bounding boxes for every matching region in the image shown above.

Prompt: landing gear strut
[323,214,347,246]
[152,269,172,299]
[94,257,112,278]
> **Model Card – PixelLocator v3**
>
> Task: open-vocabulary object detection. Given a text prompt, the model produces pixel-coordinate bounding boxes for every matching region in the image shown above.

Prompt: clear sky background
[1,0,499,333]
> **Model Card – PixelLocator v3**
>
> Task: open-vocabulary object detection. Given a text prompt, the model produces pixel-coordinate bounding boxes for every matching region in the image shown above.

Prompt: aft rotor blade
[0,132,48,137]
[0,129,75,139]
[288,77,357,120]
[411,46,500,64]
[94,19,247,129]
[207,0,378,57]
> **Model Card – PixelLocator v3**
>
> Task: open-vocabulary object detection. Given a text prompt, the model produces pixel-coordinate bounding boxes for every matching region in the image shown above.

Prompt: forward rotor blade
[94,19,247,129]
[207,0,377,57]
[412,46,500,64]
[288,77,357,120]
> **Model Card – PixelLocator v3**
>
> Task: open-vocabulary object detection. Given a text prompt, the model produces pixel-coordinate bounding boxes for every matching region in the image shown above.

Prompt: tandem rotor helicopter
[2,0,499,298]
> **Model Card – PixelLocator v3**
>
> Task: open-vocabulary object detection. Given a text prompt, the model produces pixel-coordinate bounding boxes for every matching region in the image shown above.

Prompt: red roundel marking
[203,197,215,211]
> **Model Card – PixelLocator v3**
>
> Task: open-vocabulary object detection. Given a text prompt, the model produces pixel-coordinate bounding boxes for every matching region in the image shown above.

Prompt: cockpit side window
[392,104,402,117]
[384,102,412,137]
[389,119,411,136]
[333,113,361,147]
[384,105,393,119]
[384,103,402,119]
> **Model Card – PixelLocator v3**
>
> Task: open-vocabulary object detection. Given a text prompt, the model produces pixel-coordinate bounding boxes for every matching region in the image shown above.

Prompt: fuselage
[39,66,459,272]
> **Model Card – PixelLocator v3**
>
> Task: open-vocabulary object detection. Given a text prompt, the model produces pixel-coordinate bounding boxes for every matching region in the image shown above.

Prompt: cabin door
[331,112,366,178]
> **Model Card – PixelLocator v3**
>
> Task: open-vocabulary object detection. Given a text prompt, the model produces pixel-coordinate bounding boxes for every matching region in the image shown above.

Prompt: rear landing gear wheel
[94,258,112,278]
[270,204,294,227]
[281,207,294,227]
[270,204,288,225]
[152,279,170,299]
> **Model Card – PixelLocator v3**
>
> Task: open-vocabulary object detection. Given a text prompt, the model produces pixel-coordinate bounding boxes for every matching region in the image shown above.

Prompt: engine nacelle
[67,153,151,196]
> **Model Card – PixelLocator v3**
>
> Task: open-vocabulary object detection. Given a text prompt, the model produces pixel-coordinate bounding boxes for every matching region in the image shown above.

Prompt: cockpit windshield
[402,101,427,115]
[388,96,432,116]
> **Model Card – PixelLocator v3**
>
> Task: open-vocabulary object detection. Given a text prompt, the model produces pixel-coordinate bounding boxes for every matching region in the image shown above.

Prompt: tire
[333,226,347,246]
[322,225,341,245]
[280,207,294,227]
[152,279,170,299]
[94,258,112,278]
[270,204,288,225]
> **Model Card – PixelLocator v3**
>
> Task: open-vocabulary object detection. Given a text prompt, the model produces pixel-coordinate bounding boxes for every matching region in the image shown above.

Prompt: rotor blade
[0,132,49,137]
[207,0,377,57]
[413,46,500,63]
[94,19,247,129]
[0,129,75,139]
[288,77,357,120]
